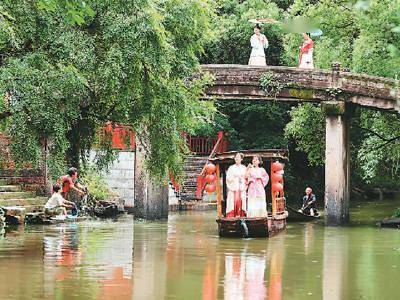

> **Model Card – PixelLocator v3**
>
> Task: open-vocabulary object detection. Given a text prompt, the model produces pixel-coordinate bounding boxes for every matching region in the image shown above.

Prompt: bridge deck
[200,64,399,112]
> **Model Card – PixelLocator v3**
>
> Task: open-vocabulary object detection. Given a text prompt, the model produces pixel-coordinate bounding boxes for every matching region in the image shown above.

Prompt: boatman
[301,187,317,216]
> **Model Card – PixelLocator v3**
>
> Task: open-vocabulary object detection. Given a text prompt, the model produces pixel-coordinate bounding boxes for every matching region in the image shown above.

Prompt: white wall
[91,151,181,208]
[90,151,135,206]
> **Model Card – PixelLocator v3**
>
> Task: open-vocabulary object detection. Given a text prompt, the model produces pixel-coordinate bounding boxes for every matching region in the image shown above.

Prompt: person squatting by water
[298,33,314,69]
[60,167,86,201]
[246,156,269,217]
[44,184,76,217]
[248,24,269,66]
[301,187,318,216]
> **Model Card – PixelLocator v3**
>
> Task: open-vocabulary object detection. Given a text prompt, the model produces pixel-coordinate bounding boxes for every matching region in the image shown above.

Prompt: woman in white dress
[226,153,247,218]
[248,25,268,66]
[245,156,269,218]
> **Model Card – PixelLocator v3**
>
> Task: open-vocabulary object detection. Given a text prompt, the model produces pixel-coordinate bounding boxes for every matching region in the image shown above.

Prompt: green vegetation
[80,166,116,201]
[0,0,399,198]
[199,0,399,198]
[0,0,215,179]
[393,208,400,218]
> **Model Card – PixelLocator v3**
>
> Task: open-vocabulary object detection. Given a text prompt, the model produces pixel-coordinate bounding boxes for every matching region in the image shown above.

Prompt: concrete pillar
[323,101,350,225]
[134,138,168,220]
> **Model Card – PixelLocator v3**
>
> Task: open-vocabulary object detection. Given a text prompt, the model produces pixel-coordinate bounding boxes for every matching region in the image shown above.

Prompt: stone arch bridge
[200,63,399,225]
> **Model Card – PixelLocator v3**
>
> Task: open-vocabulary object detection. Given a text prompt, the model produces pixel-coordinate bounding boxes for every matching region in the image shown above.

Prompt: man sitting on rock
[44,184,75,217]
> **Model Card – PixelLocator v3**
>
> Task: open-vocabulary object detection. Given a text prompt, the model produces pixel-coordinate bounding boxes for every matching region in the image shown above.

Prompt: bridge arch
[200,63,400,225]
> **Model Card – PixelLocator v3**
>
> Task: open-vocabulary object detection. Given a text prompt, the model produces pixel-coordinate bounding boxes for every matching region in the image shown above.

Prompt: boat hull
[378,218,400,228]
[287,206,320,222]
[217,213,287,238]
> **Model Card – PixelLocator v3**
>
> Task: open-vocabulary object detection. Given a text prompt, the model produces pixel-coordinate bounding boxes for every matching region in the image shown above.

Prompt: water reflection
[1,199,400,299]
[322,228,348,300]
[42,219,134,299]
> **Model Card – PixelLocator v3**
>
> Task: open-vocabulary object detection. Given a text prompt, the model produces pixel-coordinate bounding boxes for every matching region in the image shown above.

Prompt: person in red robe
[299,33,314,69]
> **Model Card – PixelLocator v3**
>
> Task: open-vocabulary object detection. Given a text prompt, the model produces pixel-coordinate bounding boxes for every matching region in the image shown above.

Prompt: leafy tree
[0,0,215,179]
[283,0,400,188]
[201,0,285,66]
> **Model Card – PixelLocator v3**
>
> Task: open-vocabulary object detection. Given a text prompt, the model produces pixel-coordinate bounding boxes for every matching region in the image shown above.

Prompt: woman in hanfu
[245,156,269,218]
[298,33,314,69]
[248,24,269,66]
[226,153,247,218]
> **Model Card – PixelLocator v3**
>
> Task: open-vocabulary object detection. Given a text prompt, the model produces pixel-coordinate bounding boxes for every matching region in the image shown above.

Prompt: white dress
[246,167,269,218]
[226,164,247,217]
[299,49,314,69]
[248,34,268,66]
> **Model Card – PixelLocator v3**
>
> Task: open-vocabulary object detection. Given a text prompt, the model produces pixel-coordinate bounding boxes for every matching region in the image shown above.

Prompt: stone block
[124,170,135,179]
[118,151,135,162]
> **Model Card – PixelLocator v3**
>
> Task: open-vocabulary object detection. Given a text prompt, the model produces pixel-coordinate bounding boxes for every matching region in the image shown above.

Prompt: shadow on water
[0,197,400,299]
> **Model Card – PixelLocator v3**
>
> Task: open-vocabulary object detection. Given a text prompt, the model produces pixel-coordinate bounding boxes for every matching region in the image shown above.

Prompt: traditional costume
[226,164,247,218]
[299,37,314,69]
[246,167,269,217]
[248,34,268,66]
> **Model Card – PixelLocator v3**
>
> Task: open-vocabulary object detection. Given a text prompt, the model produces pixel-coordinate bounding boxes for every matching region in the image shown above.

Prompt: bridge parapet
[200,64,399,112]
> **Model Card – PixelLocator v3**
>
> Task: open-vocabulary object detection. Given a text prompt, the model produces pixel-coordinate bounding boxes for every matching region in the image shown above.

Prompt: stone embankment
[0,181,46,225]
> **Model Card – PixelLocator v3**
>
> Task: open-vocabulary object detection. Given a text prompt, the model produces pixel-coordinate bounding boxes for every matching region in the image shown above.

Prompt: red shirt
[61,175,74,194]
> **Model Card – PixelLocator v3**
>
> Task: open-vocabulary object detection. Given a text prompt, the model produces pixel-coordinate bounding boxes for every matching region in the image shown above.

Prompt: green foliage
[216,101,290,150]
[283,0,400,187]
[201,0,285,65]
[0,0,215,180]
[37,0,95,25]
[357,111,400,183]
[260,71,285,98]
[393,208,400,218]
[285,103,325,166]
[80,165,117,201]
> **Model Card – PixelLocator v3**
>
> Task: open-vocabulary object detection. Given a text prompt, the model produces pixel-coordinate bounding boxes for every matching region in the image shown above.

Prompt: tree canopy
[0,0,399,195]
[0,0,215,179]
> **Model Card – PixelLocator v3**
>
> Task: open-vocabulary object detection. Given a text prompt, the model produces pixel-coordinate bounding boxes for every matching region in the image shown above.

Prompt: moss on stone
[288,89,315,99]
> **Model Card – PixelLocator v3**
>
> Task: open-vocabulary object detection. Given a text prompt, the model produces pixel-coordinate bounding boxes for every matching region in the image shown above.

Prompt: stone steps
[179,155,209,201]
[0,183,48,223]
[0,197,47,207]
[0,185,21,192]
[0,191,36,199]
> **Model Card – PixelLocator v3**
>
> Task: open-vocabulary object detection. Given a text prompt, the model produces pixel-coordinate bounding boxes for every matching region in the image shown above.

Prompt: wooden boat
[378,217,400,228]
[217,213,288,238]
[287,205,320,222]
[209,149,289,238]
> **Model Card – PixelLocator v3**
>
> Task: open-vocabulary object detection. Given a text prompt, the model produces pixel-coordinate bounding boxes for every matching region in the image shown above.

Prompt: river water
[1,198,400,300]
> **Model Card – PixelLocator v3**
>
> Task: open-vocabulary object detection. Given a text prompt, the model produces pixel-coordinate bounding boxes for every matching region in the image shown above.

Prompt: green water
[1,198,400,300]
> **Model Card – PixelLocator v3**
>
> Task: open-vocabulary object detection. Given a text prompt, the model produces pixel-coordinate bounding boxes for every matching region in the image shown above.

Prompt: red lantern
[272,172,283,182]
[272,182,283,192]
[205,174,216,184]
[271,161,283,172]
[205,163,216,174]
[205,184,216,193]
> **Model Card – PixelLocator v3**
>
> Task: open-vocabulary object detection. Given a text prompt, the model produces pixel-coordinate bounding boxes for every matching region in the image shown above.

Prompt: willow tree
[0,0,215,179]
